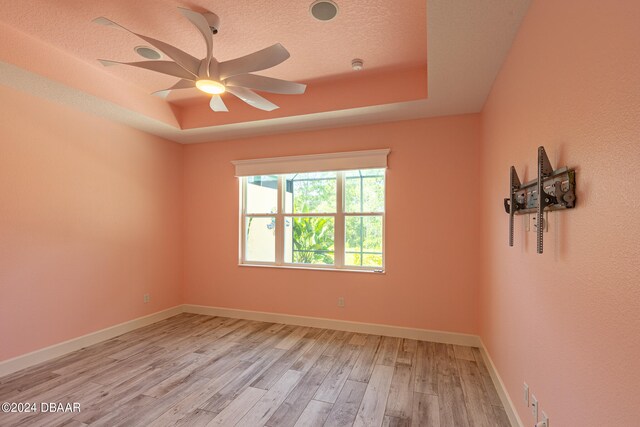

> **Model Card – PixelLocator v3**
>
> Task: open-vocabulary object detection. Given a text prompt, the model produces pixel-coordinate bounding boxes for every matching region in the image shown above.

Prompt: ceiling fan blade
[152,79,196,97]
[226,87,279,111]
[209,95,229,112]
[225,74,306,94]
[219,43,290,80]
[92,17,119,27]
[130,37,199,76]
[97,59,196,80]
[93,17,200,76]
[177,8,213,75]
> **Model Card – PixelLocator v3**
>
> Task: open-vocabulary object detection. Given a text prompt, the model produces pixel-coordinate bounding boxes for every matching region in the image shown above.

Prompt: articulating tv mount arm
[503,146,576,254]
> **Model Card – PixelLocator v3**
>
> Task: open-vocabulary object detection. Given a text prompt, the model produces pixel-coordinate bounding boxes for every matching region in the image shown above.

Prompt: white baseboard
[1,303,520,427]
[0,305,183,378]
[478,340,523,427]
[182,304,481,347]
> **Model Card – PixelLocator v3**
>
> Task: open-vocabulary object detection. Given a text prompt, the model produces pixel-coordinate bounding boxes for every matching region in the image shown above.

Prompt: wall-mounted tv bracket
[503,146,576,254]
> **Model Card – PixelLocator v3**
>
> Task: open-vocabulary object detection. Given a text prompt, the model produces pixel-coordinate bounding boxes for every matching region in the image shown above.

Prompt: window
[234,149,389,272]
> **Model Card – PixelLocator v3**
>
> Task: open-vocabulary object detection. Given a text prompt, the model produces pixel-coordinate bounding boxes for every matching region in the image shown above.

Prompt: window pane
[285,216,335,265]
[345,169,385,213]
[246,175,278,214]
[245,217,275,262]
[285,172,336,213]
[345,215,383,267]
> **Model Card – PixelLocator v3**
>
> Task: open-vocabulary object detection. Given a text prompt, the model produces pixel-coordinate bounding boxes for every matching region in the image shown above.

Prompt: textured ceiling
[0,0,426,99]
[0,0,531,142]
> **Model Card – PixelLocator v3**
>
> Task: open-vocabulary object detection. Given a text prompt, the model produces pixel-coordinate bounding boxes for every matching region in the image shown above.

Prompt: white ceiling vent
[310,1,339,21]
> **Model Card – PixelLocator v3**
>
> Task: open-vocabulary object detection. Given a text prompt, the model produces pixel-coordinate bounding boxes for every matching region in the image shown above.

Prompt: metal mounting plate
[503,146,576,253]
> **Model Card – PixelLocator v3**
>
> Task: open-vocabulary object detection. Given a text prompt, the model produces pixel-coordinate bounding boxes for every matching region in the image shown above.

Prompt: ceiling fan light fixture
[310,1,339,21]
[196,79,226,95]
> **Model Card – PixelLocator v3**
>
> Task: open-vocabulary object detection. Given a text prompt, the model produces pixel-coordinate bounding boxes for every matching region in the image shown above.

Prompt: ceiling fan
[93,8,306,112]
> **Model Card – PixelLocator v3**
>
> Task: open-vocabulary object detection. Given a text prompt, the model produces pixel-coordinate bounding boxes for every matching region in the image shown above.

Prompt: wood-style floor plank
[383,415,409,427]
[0,313,510,427]
[412,392,440,427]
[146,361,252,427]
[293,399,333,427]
[457,359,497,427]
[207,386,265,425]
[437,365,470,427]
[249,329,318,389]
[471,347,503,407]
[265,354,336,426]
[291,329,339,372]
[491,405,512,427]
[453,345,476,361]
[276,326,310,350]
[199,347,285,413]
[236,369,304,427]
[348,335,382,382]
[414,341,438,395]
[396,339,417,367]
[314,342,360,404]
[384,364,414,422]
[375,336,400,366]
[353,364,395,427]
[171,408,218,427]
[323,380,368,427]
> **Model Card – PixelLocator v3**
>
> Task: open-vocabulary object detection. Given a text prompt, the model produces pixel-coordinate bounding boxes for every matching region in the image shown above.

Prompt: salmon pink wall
[183,115,481,335]
[479,1,640,426]
[0,85,183,362]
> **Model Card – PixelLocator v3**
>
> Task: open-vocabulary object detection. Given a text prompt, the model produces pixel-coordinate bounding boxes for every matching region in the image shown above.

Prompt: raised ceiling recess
[0,0,531,143]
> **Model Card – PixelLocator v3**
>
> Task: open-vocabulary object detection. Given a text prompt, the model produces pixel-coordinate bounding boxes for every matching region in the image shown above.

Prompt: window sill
[238,263,386,274]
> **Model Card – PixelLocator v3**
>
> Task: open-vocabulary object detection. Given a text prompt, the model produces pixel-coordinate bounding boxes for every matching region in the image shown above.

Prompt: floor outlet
[337,297,345,307]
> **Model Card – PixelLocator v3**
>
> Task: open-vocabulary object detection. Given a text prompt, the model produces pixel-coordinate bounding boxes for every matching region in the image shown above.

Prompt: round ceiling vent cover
[134,46,162,60]
[310,1,339,21]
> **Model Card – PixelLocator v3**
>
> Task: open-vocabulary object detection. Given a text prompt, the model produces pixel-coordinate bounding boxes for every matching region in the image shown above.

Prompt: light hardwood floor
[0,314,511,427]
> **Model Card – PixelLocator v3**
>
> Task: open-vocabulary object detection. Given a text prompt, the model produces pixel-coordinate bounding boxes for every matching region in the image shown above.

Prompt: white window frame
[239,170,386,272]
[234,149,389,272]
[238,149,390,273]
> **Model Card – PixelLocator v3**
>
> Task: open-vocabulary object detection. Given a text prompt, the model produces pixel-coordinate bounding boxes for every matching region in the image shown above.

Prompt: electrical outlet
[531,394,539,421]
[337,297,345,307]
[143,294,150,304]
[541,410,549,427]
[523,383,529,406]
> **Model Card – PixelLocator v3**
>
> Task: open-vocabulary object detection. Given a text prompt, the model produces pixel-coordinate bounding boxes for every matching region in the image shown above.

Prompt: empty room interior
[1,0,639,426]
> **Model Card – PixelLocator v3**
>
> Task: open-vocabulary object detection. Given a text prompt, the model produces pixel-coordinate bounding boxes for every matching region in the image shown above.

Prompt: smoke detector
[310,1,339,21]
[351,58,364,71]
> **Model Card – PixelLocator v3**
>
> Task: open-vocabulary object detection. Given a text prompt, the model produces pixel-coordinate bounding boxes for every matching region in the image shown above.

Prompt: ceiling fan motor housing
[203,12,220,34]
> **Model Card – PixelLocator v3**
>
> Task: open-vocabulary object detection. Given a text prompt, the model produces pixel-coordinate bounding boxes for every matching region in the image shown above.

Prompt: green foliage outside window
[291,216,335,264]
[288,169,384,267]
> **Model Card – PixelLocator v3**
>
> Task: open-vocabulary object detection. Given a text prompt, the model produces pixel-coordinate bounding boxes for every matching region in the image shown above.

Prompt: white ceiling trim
[0,0,530,144]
